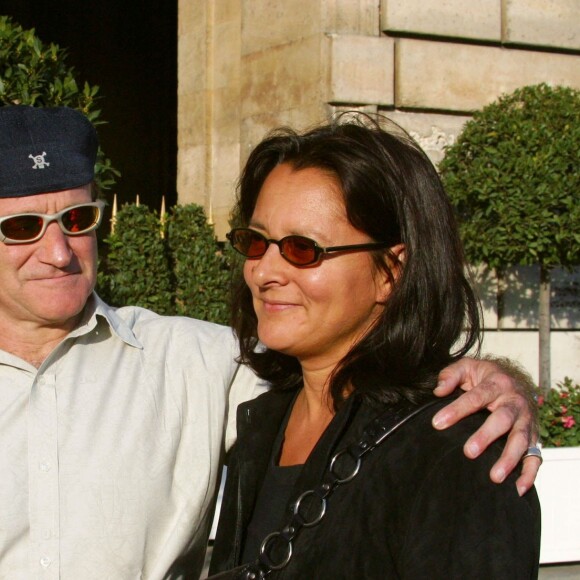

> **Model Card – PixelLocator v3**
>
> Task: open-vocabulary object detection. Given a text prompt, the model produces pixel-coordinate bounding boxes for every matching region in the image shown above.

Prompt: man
[0,106,539,579]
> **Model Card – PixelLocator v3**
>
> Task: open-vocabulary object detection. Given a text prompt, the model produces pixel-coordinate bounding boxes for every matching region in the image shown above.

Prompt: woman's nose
[249,242,290,286]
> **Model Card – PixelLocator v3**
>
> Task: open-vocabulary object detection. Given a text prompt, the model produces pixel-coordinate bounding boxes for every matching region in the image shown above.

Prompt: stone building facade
[177,0,580,384]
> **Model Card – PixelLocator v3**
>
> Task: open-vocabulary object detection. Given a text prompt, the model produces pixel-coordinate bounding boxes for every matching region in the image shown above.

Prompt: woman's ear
[390,243,405,274]
[376,243,405,303]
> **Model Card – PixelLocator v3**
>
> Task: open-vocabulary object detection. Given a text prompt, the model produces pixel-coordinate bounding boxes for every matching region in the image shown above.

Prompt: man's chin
[28,289,92,328]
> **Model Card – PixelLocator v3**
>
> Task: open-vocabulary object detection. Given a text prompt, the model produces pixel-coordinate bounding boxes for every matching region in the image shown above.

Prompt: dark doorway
[0,0,177,211]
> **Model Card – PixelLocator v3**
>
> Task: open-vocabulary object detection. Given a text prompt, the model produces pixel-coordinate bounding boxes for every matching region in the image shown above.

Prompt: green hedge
[440,83,580,271]
[97,202,234,325]
[167,204,234,323]
[99,204,173,314]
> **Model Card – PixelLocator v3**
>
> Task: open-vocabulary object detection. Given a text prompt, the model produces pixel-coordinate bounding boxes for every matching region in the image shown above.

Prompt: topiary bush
[440,83,580,392]
[166,204,234,325]
[100,204,173,314]
[97,202,234,324]
[0,15,118,189]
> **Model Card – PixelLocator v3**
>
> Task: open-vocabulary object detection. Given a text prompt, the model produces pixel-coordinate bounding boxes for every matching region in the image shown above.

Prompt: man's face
[0,185,98,331]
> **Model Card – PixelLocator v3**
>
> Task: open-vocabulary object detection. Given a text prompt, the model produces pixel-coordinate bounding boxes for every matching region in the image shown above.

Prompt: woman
[209,115,540,579]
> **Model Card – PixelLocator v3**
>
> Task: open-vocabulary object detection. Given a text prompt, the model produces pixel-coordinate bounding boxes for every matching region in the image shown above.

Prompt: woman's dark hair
[231,113,481,408]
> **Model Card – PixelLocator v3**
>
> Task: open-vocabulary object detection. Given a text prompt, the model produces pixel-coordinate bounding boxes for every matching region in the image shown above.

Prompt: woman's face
[243,163,391,372]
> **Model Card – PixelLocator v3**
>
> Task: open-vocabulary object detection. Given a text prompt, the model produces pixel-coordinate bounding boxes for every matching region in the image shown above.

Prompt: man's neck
[0,317,81,368]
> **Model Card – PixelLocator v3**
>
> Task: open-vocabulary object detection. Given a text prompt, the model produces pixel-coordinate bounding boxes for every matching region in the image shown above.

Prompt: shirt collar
[68,292,143,349]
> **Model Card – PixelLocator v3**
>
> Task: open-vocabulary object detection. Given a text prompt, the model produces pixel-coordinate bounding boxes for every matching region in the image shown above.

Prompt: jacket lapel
[236,389,299,519]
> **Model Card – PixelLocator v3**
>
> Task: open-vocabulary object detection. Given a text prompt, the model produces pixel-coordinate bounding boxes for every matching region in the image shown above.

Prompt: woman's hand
[432,356,540,496]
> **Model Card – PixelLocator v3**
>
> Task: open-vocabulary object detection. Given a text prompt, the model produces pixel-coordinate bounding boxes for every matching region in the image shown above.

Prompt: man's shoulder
[117,304,226,330]
[95,297,236,351]
[126,308,234,346]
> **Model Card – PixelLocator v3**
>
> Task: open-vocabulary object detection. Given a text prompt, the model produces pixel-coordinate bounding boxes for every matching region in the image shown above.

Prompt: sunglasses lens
[229,230,319,265]
[0,215,44,241]
[62,205,100,234]
[282,236,317,265]
[232,229,268,257]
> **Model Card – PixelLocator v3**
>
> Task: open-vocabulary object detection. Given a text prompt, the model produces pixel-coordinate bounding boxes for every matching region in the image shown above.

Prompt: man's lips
[29,271,80,282]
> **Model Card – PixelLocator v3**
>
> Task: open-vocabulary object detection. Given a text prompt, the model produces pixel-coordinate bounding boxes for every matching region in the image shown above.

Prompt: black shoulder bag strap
[208,397,442,580]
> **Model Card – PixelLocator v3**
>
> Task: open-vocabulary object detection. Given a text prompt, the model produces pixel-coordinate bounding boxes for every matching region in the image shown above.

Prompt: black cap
[0,105,98,198]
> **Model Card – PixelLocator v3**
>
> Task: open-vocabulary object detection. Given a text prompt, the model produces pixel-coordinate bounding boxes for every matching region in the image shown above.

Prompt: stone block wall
[177,0,580,383]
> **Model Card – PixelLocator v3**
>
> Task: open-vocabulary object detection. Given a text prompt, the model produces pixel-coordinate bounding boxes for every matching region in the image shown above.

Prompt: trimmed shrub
[97,202,233,324]
[440,83,580,271]
[440,83,580,391]
[101,204,173,314]
[167,204,233,325]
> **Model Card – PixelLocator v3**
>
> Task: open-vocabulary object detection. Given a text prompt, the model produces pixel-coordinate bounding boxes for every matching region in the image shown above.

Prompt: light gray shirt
[0,294,265,579]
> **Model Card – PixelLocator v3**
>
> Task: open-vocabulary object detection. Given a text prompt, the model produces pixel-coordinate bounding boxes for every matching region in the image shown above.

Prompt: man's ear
[376,243,405,303]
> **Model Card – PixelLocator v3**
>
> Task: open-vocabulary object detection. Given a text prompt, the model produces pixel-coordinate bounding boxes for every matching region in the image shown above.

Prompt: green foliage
[440,83,580,270]
[167,204,234,325]
[537,378,580,447]
[97,202,233,324]
[0,15,119,189]
[101,204,173,314]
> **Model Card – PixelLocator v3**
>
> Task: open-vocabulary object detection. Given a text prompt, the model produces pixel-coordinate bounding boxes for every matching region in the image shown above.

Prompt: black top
[209,388,541,579]
[241,405,303,563]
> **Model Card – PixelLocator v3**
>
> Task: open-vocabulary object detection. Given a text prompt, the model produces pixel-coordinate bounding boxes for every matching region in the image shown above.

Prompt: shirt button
[40,556,51,567]
[39,462,51,472]
[37,376,46,386]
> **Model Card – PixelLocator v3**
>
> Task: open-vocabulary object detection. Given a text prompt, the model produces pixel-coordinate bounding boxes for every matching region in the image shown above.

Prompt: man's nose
[36,222,73,267]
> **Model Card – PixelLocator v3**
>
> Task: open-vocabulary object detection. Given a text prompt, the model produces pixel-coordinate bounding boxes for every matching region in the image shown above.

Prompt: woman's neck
[278,369,335,466]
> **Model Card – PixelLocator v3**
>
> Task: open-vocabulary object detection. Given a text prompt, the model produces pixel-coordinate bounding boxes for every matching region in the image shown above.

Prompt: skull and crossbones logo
[29,152,50,169]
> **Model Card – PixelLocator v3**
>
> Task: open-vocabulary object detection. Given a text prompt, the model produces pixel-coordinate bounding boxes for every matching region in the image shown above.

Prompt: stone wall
[177,0,580,383]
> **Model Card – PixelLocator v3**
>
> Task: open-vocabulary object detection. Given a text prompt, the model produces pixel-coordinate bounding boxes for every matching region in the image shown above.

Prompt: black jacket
[209,388,540,579]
